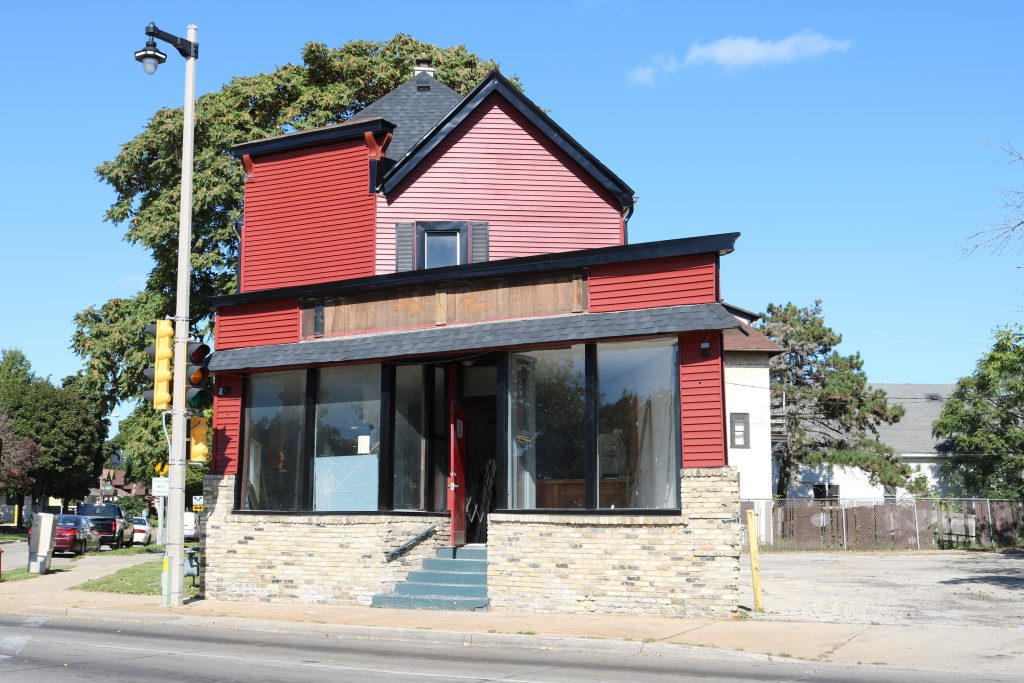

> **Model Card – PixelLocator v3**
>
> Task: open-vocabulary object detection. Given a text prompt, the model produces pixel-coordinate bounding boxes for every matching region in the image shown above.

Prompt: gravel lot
[742,550,1024,626]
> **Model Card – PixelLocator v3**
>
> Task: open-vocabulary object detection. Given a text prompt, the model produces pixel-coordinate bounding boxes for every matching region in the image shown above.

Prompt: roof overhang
[230,118,396,159]
[211,231,740,308]
[209,302,739,373]
[379,70,636,211]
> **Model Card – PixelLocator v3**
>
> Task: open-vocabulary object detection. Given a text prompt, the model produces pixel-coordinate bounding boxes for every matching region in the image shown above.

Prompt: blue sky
[2,1,1021,431]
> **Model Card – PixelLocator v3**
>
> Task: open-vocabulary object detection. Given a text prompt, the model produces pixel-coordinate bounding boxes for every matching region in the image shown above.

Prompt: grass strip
[73,559,199,597]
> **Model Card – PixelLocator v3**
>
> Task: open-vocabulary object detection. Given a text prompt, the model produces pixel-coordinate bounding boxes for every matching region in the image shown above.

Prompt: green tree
[932,326,1024,497]
[0,411,42,497]
[758,301,907,498]
[73,35,515,419]
[0,350,107,503]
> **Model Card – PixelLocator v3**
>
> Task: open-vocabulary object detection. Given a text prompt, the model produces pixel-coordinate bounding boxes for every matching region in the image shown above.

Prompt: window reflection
[510,346,586,509]
[314,365,381,511]
[597,339,678,509]
[244,371,306,511]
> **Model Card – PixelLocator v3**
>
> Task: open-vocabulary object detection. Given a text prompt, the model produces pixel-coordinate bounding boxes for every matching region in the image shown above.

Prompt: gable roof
[379,70,636,211]
[869,384,956,455]
[349,72,463,161]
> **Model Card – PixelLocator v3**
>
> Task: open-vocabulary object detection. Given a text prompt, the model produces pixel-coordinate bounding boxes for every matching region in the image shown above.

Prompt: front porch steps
[371,544,489,611]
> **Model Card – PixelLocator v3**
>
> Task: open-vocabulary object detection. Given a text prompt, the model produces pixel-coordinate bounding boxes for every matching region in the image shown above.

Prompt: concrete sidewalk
[2,550,1021,678]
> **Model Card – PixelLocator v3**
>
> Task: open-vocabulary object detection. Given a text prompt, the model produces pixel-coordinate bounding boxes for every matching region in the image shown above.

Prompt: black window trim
[415,221,469,270]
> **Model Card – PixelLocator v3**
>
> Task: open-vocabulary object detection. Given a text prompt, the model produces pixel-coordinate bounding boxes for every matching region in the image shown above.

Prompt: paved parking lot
[743,550,1024,626]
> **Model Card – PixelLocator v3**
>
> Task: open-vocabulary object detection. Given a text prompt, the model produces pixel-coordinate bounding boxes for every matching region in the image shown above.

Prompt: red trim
[364,130,393,160]
[241,153,254,177]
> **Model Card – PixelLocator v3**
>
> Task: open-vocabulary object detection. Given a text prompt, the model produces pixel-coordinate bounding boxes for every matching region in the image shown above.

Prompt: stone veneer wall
[201,475,450,604]
[487,467,742,617]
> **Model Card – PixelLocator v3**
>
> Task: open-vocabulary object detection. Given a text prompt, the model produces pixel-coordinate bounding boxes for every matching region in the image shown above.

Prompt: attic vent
[925,393,942,401]
[417,82,430,92]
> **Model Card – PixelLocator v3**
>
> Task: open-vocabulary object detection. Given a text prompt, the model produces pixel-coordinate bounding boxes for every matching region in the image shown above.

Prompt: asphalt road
[0,614,1016,683]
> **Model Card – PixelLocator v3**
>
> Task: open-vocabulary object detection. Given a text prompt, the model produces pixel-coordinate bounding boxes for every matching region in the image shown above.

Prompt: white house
[783,383,963,499]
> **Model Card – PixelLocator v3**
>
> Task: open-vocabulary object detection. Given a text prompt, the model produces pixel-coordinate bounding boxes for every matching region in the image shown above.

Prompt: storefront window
[509,346,586,509]
[244,371,306,511]
[393,365,426,510]
[314,364,381,511]
[597,339,678,509]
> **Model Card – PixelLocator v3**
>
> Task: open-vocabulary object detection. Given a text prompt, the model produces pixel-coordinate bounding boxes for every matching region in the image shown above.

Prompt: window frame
[729,412,750,449]
[416,221,469,270]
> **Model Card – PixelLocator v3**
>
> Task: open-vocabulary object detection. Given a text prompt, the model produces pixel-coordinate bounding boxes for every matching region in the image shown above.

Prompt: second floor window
[417,221,469,269]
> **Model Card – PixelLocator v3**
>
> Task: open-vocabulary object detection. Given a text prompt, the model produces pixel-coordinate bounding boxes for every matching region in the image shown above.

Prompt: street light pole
[136,22,199,607]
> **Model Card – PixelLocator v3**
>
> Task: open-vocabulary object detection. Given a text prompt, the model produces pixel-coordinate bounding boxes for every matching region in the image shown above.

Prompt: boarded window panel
[395,222,415,272]
[470,222,489,263]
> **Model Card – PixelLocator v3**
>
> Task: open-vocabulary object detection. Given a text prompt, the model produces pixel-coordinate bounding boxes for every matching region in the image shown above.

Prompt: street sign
[152,477,170,497]
[193,505,204,512]
[192,495,204,511]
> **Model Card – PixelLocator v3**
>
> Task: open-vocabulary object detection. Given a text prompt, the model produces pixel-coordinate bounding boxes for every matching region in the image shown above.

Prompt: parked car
[183,511,199,541]
[132,517,154,545]
[27,514,102,556]
[77,503,134,549]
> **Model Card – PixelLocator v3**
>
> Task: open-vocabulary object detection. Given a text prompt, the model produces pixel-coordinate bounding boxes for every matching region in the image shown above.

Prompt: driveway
[743,550,1024,627]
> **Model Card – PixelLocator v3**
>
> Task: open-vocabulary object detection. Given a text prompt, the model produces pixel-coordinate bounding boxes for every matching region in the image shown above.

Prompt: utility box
[27,512,57,574]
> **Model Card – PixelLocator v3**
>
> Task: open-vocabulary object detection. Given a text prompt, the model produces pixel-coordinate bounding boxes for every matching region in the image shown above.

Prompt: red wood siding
[242,140,375,292]
[587,254,717,313]
[215,299,299,350]
[376,93,623,273]
[212,374,243,476]
[678,331,726,468]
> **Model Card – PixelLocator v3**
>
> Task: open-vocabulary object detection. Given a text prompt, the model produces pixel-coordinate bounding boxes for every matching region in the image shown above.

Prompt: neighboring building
[721,304,782,502]
[88,469,149,504]
[203,62,744,617]
[781,383,963,499]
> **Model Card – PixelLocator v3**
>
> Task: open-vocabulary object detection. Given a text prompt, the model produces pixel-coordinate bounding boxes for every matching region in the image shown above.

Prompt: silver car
[132,516,154,545]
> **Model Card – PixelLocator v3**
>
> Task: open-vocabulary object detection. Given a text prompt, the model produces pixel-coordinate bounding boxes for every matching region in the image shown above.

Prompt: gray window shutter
[395,222,415,272]
[470,222,489,263]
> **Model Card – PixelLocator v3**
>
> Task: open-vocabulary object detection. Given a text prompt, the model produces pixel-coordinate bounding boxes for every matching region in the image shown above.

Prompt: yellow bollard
[746,508,764,612]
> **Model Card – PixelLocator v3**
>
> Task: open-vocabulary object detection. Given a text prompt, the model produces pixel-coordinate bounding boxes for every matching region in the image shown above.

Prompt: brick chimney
[413,57,435,77]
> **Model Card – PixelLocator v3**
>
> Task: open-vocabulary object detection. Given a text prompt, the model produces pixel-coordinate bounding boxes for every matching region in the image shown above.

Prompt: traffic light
[185,340,212,409]
[153,461,169,476]
[143,320,174,409]
[188,416,209,464]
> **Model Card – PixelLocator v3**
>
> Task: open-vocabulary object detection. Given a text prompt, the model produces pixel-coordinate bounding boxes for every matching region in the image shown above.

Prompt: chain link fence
[742,498,1024,551]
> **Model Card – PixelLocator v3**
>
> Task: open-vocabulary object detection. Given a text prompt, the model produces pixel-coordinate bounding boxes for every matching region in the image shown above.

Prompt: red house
[203,60,743,616]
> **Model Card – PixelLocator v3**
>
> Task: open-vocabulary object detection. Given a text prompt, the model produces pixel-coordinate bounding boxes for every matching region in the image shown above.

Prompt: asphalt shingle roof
[869,384,957,455]
[210,303,739,372]
[350,73,463,162]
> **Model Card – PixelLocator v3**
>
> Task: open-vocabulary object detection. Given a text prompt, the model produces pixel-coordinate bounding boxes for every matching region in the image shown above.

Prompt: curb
[15,604,773,663]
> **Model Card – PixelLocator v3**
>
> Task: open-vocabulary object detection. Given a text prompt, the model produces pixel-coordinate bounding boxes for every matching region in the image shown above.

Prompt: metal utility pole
[136,22,199,607]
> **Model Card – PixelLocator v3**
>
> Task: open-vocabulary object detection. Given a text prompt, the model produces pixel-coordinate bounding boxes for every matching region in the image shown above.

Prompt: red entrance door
[448,366,467,547]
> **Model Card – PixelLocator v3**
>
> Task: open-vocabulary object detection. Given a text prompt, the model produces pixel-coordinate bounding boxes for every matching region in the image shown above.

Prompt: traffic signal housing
[143,320,174,409]
[188,416,209,464]
[185,341,212,409]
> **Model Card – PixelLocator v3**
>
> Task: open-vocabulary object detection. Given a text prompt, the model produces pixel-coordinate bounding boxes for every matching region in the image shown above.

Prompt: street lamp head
[135,37,167,75]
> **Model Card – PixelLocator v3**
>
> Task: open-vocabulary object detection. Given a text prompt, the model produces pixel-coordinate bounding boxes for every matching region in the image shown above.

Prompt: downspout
[621,194,637,244]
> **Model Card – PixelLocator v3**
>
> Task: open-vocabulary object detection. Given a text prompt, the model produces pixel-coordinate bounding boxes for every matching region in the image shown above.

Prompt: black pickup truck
[77,503,135,549]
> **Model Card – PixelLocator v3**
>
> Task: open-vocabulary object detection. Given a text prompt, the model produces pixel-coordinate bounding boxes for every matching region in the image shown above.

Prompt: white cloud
[628,30,851,85]
[684,31,851,68]
[627,66,657,86]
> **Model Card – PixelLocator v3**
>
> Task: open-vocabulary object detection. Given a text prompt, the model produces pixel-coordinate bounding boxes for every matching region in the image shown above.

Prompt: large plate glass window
[243,371,306,511]
[393,365,427,510]
[314,364,381,511]
[596,339,678,509]
[509,346,586,509]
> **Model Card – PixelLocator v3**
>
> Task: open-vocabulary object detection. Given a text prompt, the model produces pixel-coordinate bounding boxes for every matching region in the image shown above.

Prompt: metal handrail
[384,525,437,562]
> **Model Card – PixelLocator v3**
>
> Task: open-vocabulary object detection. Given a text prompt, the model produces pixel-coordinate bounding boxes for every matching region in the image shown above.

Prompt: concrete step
[422,557,487,573]
[370,594,489,611]
[405,569,487,585]
[394,581,488,598]
[435,546,488,560]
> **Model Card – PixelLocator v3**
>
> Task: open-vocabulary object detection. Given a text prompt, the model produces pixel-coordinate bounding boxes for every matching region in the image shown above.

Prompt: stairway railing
[384,524,437,562]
